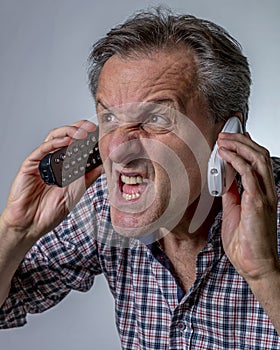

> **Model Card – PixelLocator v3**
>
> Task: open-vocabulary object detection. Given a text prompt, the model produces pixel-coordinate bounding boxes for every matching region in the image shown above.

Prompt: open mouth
[120,174,148,201]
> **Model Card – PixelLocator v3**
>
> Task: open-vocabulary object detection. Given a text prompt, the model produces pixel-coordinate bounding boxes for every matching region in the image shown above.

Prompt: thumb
[64,165,103,212]
[84,164,103,189]
[222,179,240,214]
[221,179,241,245]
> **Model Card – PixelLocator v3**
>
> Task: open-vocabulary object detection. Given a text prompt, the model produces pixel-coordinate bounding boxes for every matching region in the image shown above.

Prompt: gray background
[0,0,279,349]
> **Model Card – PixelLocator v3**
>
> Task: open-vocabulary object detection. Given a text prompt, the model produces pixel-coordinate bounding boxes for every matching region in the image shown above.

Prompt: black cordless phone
[39,128,102,187]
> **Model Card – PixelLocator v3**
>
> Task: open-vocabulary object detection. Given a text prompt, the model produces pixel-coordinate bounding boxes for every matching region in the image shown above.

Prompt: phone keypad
[39,129,101,187]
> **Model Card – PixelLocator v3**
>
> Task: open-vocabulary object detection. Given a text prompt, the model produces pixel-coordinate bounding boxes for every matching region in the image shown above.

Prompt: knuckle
[46,128,56,138]
[252,194,271,212]
[253,191,277,213]
[78,119,88,123]
[263,147,270,158]
[253,148,271,169]
[242,163,253,175]
[73,119,94,129]
[72,119,87,126]
[260,147,270,161]
[48,126,64,136]
[258,152,266,163]
[253,197,264,210]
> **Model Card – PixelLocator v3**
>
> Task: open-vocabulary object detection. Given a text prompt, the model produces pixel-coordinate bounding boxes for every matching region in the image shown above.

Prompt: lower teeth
[122,192,140,201]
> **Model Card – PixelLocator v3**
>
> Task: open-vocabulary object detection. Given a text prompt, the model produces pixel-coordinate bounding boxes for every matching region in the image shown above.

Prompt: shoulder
[271,157,280,194]
[271,157,280,178]
[272,157,280,252]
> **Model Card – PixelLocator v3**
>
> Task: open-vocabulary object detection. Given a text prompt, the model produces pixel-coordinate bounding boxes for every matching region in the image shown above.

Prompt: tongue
[122,184,141,195]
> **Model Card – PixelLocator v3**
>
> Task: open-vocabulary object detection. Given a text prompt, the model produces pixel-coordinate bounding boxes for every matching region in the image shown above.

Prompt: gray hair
[88,7,251,123]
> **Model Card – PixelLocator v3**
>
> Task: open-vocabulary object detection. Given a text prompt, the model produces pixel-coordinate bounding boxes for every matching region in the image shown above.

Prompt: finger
[219,136,274,182]
[219,147,266,197]
[84,164,103,189]
[26,137,72,166]
[223,178,241,207]
[218,136,276,202]
[219,132,269,158]
[44,125,86,142]
[222,179,241,244]
[71,119,97,132]
[44,120,97,142]
[63,164,103,211]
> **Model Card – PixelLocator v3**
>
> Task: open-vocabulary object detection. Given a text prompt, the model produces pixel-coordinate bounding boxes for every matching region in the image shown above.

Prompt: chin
[110,208,157,237]
[109,202,186,240]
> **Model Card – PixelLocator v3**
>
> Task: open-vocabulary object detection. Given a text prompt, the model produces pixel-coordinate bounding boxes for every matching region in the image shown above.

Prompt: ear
[236,112,243,123]
[230,112,245,132]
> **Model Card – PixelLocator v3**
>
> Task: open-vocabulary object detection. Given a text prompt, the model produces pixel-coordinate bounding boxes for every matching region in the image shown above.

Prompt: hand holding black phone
[39,127,102,187]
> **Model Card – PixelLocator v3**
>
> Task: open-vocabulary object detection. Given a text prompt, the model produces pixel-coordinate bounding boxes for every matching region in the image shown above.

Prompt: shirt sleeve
[273,157,280,255]
[0,176,106,329]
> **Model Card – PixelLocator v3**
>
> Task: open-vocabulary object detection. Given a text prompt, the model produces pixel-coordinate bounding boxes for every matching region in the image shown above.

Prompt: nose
[108,127,144,165]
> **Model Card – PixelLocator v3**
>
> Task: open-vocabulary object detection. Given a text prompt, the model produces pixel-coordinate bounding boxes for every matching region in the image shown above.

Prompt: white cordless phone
[207,116,243,196]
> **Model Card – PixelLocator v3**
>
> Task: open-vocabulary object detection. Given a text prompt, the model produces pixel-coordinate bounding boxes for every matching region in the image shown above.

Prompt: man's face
[96,48,221,236]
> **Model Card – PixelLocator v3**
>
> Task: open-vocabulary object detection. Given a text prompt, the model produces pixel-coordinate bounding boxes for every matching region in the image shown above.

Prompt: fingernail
[219,146,227,152]
[74,128,87,138]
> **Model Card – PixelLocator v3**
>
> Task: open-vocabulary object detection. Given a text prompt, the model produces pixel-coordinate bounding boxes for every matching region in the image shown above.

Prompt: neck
[159,196,221,251]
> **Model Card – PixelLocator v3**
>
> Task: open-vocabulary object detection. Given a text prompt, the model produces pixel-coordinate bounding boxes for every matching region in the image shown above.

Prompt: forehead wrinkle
[96,48,199,108]
[134,51,199,106]
[97,70,141,107]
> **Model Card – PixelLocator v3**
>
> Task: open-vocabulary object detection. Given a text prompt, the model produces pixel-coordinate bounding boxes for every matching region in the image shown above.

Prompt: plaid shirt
[1,158,280,349]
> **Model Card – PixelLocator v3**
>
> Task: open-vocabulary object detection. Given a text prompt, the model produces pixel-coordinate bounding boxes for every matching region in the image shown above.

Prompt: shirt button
[177,321,186,332]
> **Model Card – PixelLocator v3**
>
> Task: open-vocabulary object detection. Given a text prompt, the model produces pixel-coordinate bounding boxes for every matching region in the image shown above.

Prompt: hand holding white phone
[208,117,243,196]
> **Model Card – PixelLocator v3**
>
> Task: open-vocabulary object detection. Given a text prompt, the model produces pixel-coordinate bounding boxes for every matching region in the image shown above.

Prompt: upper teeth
[121,175,144,185]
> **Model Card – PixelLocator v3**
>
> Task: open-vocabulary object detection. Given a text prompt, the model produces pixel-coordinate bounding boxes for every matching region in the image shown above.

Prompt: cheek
[98,134,111,165]
[171,143,204,201]
[175,129,210,180]
[154,164,171,196]
[184,150,203,192]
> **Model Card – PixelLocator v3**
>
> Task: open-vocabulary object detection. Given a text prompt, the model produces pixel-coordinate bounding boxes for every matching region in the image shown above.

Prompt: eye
[142,113,173,134]
[102,113,116,123]
[147,114,169,125]
[98,111,119,134]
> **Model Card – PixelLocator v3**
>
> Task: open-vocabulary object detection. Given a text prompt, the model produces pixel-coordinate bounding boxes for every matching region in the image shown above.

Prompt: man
[0,7,280,349]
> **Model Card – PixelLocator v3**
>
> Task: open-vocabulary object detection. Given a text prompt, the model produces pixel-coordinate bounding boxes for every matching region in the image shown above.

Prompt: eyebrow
[153,98,184,112]
[96,99,108,110]
[148,99,177,108]
[96,100,117,118]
